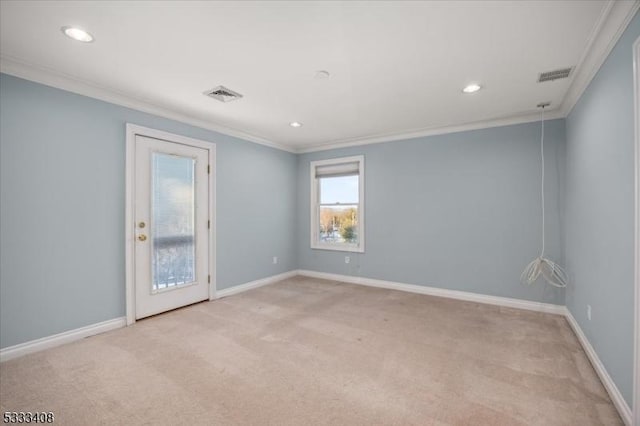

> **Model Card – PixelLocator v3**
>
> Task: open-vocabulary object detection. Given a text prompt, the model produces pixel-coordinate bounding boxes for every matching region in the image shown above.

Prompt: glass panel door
[133,134,211,320]
[151,153,196,292]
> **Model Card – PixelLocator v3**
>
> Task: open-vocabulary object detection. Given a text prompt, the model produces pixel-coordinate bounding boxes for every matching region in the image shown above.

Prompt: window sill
[311,243,364,253]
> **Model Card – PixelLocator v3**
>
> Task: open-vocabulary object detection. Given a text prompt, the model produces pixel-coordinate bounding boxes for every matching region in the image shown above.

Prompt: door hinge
[208,220,210,229]
[208,275,211,283]
[207,164,210,174]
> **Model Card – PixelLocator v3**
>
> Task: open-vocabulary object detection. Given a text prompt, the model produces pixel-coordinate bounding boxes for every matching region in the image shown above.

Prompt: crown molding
[295,109,565,154]
[2,0,637,155]
[560,0,640,117]
[0,56,566,154]
[299,0,639,154]
[0,55,295,153]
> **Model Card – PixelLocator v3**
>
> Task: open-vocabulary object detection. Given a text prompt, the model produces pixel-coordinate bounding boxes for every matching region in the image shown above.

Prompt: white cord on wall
[520,105,568,288]
[541,107,546,257]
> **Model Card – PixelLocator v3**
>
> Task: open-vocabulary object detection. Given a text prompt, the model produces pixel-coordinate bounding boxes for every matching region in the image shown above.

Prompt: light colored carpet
[0,276,622,425]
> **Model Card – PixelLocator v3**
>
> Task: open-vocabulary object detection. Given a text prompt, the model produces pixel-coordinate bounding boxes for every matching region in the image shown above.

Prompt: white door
[133,134,210,319]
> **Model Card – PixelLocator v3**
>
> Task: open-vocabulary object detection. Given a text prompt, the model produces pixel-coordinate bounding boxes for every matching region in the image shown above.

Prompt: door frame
[125,123,216,325]
[634,35,640,426]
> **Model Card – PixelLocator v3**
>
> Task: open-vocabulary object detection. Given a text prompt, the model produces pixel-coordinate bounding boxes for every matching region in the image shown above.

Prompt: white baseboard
[297,270,631,423]
[216,270,298,299]
[0,317,126,363]
[0,271,631,426]
[0,271,297,362]
[564,310,632,426]
[297,269,566,315]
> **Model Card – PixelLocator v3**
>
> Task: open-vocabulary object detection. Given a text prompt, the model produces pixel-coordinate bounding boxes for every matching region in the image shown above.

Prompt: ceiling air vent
[204,86,243,102]
[538,67,573,83]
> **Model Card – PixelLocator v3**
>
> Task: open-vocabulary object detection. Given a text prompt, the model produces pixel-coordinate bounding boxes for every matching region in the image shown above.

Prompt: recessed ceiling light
[314,70,330,79]
[61,26,94,43]
[290,122,303,128]
[462,83,482,94]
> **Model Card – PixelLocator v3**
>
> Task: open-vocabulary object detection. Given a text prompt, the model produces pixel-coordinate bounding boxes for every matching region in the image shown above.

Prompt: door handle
[137,234,147,242]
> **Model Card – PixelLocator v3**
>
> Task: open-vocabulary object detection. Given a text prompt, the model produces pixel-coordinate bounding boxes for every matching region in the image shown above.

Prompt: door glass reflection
[151,153,196,291]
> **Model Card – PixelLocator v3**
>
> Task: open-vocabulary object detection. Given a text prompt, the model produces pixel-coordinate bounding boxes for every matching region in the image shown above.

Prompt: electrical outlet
[272,256,278,265]
[345,256,350,264]
[587,304,592,321]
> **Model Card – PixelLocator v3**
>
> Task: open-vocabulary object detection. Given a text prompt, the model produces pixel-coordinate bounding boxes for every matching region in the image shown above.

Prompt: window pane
[151,153,196,291]
[319,205,358,244]
[320,175,358,204]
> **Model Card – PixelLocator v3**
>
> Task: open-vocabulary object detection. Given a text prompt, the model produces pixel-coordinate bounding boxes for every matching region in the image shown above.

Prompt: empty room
[1,1,639,425]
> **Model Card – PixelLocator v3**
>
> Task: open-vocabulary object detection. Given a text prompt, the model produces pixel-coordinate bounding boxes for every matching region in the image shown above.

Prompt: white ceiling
[0,1,636,152]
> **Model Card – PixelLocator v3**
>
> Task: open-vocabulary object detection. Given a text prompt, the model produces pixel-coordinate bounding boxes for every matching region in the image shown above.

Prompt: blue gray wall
[564,12,639,408]
[2,14,637,409]
[297,120,566,306]
[0,74,297,349]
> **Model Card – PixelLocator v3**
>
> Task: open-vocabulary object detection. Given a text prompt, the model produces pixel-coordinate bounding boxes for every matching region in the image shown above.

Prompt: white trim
[1,0,635,156]
[296,110,566,154]
[216,270,298,299]
[309,156,365,253]
[0,317,126,363]
[208,140,218,302]
[633,34,640,426]
[125,125,135,325]
[125,124,216,325]
[127,124,218,151]
[0,269,295,362]
[0,55,293,154]
[561,0,640,117]
[302,0,634,156]
[0,53,563,155]
[0,271,629,425]
[296,270,565,315]
[565,310,632,426]
[295,269,631,422]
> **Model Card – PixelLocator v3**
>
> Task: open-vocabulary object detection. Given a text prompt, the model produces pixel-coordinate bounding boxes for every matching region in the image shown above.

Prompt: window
[310,156,364,252]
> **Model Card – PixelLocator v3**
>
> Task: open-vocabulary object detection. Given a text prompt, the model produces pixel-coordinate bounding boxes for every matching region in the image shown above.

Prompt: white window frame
[310,155,365,253]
